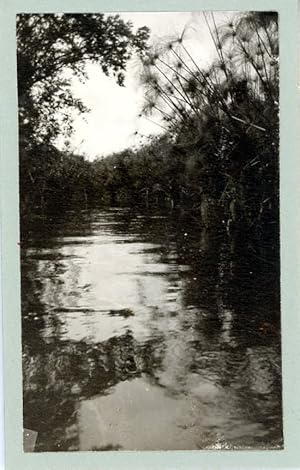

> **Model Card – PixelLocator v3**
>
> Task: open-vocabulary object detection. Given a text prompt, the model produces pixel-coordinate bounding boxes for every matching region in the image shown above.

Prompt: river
[21,207,283,451]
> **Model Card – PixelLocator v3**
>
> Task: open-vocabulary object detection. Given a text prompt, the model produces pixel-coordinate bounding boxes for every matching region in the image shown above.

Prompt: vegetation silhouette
[19,13,279,273]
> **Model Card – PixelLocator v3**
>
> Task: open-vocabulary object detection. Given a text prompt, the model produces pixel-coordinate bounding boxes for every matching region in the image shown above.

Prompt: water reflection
[22,208,282,451]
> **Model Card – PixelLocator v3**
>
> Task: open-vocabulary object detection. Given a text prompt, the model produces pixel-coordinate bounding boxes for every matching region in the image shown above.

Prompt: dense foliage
[19,12,279,264]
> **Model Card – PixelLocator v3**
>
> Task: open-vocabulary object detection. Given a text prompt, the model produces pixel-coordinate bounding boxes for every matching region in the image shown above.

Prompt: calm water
[21,208,283,451]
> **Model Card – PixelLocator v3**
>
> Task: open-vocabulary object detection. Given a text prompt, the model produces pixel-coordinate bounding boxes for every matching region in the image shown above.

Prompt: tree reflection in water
[22,208,282,451]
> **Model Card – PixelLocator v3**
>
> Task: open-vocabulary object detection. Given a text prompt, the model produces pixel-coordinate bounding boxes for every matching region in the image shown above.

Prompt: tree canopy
[17,13,150,144]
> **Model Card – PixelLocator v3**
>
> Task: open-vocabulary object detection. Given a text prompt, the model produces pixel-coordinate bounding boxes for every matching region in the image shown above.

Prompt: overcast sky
[60,12,234,160]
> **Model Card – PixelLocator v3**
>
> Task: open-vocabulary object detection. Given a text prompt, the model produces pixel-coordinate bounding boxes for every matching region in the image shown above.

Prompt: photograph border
[0,0,299,469]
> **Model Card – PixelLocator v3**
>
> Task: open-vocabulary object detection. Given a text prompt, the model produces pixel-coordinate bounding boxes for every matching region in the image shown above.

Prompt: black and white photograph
[18,11,282,452]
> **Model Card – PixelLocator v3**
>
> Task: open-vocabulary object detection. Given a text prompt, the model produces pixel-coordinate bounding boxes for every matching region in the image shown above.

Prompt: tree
[17,13,149,144]
[17,13,150,218]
